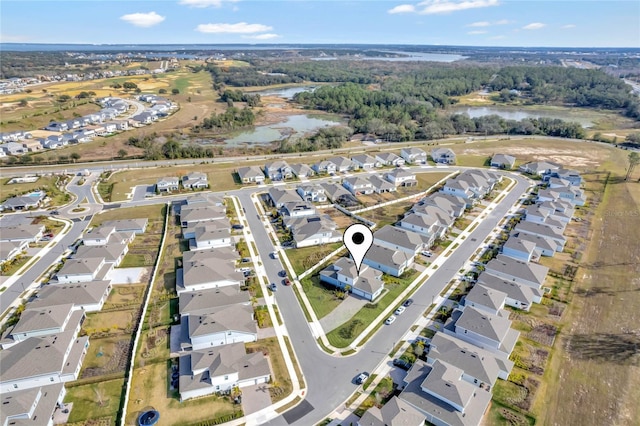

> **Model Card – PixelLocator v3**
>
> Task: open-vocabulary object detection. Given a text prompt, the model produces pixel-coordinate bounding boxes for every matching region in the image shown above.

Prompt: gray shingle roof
[464,284,507,312]
[57,257,103,276]
[29,281,111,310]
[476,272,542,306]
[485,254,550,287]
[179,285,250,315]
[359,396,426,426]
[187,304,256,337]
[12,304,75,336]
[374,225,428,251]
[421,359,475,409]
[453,306,512,342]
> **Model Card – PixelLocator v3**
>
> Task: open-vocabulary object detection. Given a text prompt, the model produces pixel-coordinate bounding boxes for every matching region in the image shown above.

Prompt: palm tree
[626,152,640,181]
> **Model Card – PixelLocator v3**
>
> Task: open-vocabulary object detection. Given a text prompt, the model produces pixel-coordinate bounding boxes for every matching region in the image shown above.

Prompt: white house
[296,185,327,203]
[351,154,379,169]
[319,257,385,301]
[375,152,405,167]
[343,176,374,195]
[400,147,427,164]
[56,257,106,284]
[183,304,257,350]
[430,147,456,165]
[156,177,180,193]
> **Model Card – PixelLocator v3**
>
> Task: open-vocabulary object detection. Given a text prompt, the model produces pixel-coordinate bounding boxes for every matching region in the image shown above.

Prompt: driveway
[241,383,273,415]
[109,267,147,284]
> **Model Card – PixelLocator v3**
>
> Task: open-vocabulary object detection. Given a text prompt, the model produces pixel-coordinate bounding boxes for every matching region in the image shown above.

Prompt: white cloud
[388,4,416,14]
[417,0,499,15]
[468,21,491,27]
[179,0,239,8]
[468,30,488,35]
[522,22,546,30]
[195,22,273,34]
[562,24,576,29]
[120,11,165,28]
[495,19,512,25]
[242,33,281,40]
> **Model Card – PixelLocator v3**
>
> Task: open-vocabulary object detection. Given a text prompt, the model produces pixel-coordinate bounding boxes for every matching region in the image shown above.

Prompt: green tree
[18,99,28,107]
[171,88,180,95]
[70,152,81,162]
[158,88,167,94]
[117,149,128,158]
[626,151,640,181]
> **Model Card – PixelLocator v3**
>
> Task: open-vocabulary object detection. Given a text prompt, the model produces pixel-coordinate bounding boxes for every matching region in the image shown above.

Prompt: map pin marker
[343,223,374,276]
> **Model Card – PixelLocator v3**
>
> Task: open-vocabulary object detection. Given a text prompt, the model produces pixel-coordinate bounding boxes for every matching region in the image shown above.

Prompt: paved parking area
[109,267,146,284]
[241,383,272,415]
[132,185,154,201]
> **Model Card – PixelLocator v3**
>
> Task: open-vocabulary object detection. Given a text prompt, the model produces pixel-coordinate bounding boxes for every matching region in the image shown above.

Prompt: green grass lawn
[285,242,343,276]
[65,378,125,424]
[326,269,421,348]
[299,275,342,319]
[0,256,32,276]
[91,204,166,226]
[0,175,71,205]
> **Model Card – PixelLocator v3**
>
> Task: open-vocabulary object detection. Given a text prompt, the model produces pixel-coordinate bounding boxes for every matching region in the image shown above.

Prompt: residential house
[420,193,466,218]
[444,306,520,358]
[312,160,337,175]
[477,272,543,312]
[189,224,232,250]
[385,169,417,187]
[0,330,89,393]
[518,161,561,177]
[156,176,180,193]
[131,112,155,125]
[0,224,45,243]
[431,148,456,165]
[290,163,315,179]
[182,172,209,190]
[0,240,28,265]
[1,142,26,155]
[320,183,358,206]
[484,255,549,289]
[264,161,293,181]
[375,152,405,167]
[182,304,257,350]
[44,122,68,132]
[177,257,243,294]
[363,243,413,277]
[296,184,327,203]
[56,257,107,284]
[74,243,128,267]
[396,213,444,246]
[501,237,537,262]
[29,281,112,313]
[179,286,251,316]
[21,139,42,152]
[343,176,374,196]
[368,175,397,193]
[182,246,239,265]
[0,304,80,349]
[513,232,557,257]
[102,218,148,235]
[266,187,302,208]
[490,154,516,169]
[320,257,385,301]
[358,396,426,426]
[374,225,427,261]
[287,215,341,248]
[180,204,226,228]
[463,285,507,316]
[351,154,379,170]
[237,166,266,184]
[537,186,586,206]
[551,168,583,186]
[82,225,116,246]
[327,156,356,172]
[513,221,566,252]
[282,201,316,217]
[0,383,67,426]
[547,177,571,189]
[399,359,492,426]
[1,193,45,211]
[401,147,427,164]
[178,343,270,401]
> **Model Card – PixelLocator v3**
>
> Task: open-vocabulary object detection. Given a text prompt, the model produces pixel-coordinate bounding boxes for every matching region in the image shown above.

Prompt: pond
[450,106,595,128]
[214,114,343,146]
[312,51,466,63]
[250,85,319,99]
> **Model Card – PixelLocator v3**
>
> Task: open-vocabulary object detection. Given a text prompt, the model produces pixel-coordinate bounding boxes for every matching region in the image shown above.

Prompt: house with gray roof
[1,194,45,212]
[0,383,66,426]
[312,160,337,175]
[73,242,129,267]
[431,147,456,165]
[444,306,519,358]
[550,168,582,186]
[180,204,226,228]
[282,201,316,217]
[513,221,566,252]
[477,272,542,311]
[538,186,586,206]
[327,156,356,172]
[513,232,557,257]
[0,304,80,349]
[264,160,293,181]
[156,176,180,193]
[385,168,417,187]
[290,163,315,178]
[182,304,257,351]
[374,225,428,260]
[396,213,443,246]
[189,223,232,250]
[375,152,405,167]
[102,218,148,234]
[484,254,549,289]
[284,215,341,248]
[363,243,413,277]
[518,161,561,176]
[399,359,492,426]
[537,200,574,223]
[0,224,45,243]
[368,174,397,193]
[0,329,90,393]
[29,281,112,313]
[182,246,239,264]
[320,183,358,206]
[420,193,466,218]
[182,172,209,189]
[82,225,116,246]
[358,396,426,426]
[490,153,516,169]
[343,175,374,195]
[178,342,270,401]
[408,203,454,231]
[401,147,427,164]
[351,154,379,170]
[463,284,507,316]
[236,166,265,184]
[501,237,537,262]
[179,285,250,316]
[297,184,327,203]
[320,257,385,301]
[266,187,302,208]
[0,240,28,266]
[177,257,243,294]
[56,257,107,284]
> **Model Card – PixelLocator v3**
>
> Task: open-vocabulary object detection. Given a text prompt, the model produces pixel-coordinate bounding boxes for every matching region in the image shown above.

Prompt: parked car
[279,270,287,277]
[270,251,278,259]
[232,224,244,230]
[355,372,369,385]
[394,306,406,316]
[403,299,414,307]
[270,283,278,292]
[421,250,433,257]
[385,316,396,325]
[50,210,59,215]
[283,278,291,286]
[392,358,412,371]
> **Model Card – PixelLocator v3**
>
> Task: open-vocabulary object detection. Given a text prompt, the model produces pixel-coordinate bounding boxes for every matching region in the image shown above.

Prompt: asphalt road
[236,172,530,425]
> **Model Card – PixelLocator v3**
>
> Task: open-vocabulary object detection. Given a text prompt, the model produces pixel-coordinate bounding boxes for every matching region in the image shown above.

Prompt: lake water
[312,51,465,63]
[450,107,595,128]
[250,86,319,99]
[220,114,342,146]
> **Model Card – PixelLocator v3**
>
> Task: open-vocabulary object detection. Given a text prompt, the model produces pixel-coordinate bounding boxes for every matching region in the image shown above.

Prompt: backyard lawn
[285,242,343,276]
[299,275,343,319]
[65,378,125,425]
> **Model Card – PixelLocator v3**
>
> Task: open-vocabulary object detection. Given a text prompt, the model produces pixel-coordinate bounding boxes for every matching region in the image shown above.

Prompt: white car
[385,316,397,325]
[421,251,433,257]
[394,306,406,316]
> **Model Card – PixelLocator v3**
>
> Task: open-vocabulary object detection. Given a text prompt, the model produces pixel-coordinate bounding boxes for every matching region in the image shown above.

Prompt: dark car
[279,270,287,277]
[50,210,60,215]
[403,299,414,307]
[393,358,412,371]
[232,224,244,230]
[270,283,278,292]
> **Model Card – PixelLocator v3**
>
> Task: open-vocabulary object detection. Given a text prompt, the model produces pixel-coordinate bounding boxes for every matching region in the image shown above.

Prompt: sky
[1,0,638,48]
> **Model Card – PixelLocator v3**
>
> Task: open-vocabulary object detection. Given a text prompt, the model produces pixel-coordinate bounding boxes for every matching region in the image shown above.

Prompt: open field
[0,175,70,205]
[90,204,166,225]
[285,241,343,277]
[65,378,125,425]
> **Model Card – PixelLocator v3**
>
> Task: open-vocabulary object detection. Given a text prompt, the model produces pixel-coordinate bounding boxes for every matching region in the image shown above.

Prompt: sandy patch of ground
[461,146,601,168]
